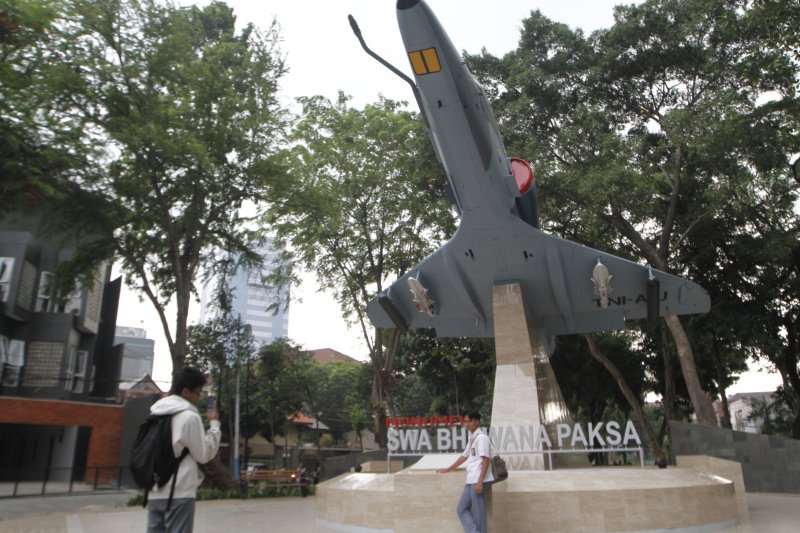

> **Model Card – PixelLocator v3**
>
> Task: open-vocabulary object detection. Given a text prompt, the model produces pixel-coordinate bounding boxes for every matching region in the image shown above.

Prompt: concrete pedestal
[316,458,743,532]
[316,287,743,531]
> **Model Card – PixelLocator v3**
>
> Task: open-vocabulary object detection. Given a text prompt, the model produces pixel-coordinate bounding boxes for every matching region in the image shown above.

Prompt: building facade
[0,212,125,485]
[0,214,121,400]
[728,391,773,434]
[201,240,290,346]
[114,325,155,387]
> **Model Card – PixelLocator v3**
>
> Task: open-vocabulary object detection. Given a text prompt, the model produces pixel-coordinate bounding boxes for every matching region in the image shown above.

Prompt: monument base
[316,456,744,532]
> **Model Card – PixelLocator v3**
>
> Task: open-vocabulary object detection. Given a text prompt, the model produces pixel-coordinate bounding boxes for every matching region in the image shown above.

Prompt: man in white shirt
[437,411,494,532]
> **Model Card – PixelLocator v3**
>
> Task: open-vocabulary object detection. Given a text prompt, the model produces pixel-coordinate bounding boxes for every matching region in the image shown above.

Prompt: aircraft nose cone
[397,0,420,10]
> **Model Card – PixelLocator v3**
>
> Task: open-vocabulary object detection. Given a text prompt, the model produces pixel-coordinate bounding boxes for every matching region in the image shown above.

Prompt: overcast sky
[116,0,781,395]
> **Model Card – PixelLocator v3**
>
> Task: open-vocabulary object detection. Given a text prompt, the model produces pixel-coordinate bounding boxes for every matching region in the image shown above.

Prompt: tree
[551,333,648,428]
[582,334,666,465]
[35,0,289,371]
[314,360,372,439]
[253,345,371,459]
[395,329,495,418]
[549,332,668,464]
[280,345,326,462]
[266,94,456,446]
[0,0,86,213]
[747,390,795,437]
[349,404,370,450]
[467,0,799,426]
[737,0,800,74]
[252,339,306,455]
[391,373,434,419]
[185,267,255,487]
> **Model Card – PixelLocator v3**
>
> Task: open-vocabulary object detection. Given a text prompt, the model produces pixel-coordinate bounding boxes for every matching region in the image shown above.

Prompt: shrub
[127,482,315,506]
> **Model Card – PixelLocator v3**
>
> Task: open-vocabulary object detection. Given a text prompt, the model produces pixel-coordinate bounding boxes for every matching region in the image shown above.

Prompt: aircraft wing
[367,214,710,338]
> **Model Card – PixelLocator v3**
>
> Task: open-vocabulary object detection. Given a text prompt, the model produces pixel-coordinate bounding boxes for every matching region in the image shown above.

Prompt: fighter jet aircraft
[351,0,710,339]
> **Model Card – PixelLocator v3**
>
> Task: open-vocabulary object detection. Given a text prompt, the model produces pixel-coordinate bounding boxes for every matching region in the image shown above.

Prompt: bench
[240,469,310,492]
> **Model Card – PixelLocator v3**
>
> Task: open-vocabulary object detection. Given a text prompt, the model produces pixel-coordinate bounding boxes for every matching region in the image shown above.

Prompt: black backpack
[130,413,190,510]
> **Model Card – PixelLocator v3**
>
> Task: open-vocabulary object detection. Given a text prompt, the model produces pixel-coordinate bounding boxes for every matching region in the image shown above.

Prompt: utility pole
[244,361,251,472]
[233,355,241,481]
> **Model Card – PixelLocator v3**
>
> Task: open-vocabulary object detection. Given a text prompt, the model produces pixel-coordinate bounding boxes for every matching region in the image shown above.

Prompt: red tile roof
[288,413,329,430]
[309,348,360,364]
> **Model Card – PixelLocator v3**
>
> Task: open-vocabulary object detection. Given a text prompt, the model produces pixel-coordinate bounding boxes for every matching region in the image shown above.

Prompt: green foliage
[7,0,289,368]
[196,485,316,500]
[251,339,307,442]
[0,0,86,213]
[247,340,372,451]
[314,361,371,436]
[186,272,257,470]
[391,373,434,418]
[267,93,456,443]
[268,93,454,327]
[467,0,800,428]
[187,272,255,374]
[747,390,795,437]
[127,493,145,506]
[348,403,370,449]
[551,332,650,424]
[734,0,800,84]
[126,483,314,506]
[395,329,495,419]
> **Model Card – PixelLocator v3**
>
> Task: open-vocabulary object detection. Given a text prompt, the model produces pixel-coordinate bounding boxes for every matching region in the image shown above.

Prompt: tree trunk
[718,390,732,430]
[611,187,718,430]
[793,410,800,440]
[371,371,388,448]
[712,336,732,429]
[584,334,666,466]
[662,324,675,428]
[170,287,191,369]
[781,317,800,439]
[716,367,732,430]
[656,324,675,458]
[370,328,402,448]
[370,329,388,448]
[199,456,238,491]
[663,315,717,426]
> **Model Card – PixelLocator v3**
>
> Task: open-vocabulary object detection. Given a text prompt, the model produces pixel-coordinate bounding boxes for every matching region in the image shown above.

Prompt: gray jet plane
[351,0,710,340]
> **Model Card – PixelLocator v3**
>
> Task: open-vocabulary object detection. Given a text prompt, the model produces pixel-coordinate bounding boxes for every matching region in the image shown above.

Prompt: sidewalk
[0,494,336,533]
[0,492,798,532]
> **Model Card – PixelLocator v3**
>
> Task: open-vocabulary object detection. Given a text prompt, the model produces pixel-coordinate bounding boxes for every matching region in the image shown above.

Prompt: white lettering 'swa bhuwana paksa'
[387,421,641,454]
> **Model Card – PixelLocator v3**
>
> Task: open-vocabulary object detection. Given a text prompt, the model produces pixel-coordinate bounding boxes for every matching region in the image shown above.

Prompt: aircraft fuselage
[398,0,520,223]
[358,0,710,339]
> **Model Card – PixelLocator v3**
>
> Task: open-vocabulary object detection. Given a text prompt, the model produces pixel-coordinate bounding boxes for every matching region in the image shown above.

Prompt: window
[0,257,14,302]
[34,272,83,314]
[63,291,83,315]
[36,272,52,311]
[65,348,88,393]
[734,409,744,431]
[1,338,25,387]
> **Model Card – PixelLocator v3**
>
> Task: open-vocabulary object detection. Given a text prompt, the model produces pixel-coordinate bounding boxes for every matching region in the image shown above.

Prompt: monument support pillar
[490,282,571,471]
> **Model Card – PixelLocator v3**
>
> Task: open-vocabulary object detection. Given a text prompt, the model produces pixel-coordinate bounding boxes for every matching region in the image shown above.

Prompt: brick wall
[0,396,124,484]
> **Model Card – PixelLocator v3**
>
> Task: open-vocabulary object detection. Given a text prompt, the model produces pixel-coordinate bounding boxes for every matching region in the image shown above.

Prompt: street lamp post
[233,352,241,482]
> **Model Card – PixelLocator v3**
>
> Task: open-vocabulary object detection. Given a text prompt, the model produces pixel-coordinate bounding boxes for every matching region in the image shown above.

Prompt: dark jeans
[147,498,195,533]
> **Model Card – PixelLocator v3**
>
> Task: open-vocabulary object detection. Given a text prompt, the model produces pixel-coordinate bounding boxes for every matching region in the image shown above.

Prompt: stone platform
[316,456,745,533]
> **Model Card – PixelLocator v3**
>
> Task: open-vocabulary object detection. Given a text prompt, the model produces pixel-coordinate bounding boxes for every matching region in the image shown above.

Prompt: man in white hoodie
[146,366,221,533]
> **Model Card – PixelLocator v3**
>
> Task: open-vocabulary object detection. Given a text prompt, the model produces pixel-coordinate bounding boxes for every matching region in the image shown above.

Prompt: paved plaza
[0,490,798,532]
